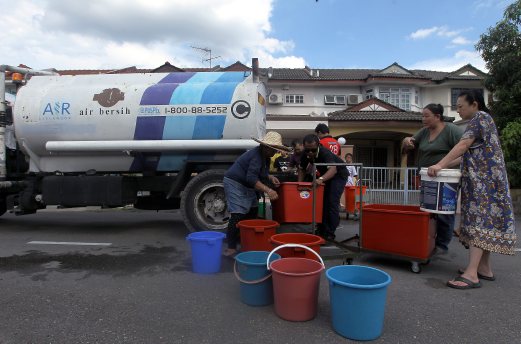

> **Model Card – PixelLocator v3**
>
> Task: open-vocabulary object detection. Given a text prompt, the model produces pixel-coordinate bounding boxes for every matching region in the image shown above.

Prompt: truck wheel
[181,169,229,232]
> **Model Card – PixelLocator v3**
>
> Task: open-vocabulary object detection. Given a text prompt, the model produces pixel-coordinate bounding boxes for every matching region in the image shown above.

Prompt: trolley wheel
[343,258,354,265]
[411,262,421,273]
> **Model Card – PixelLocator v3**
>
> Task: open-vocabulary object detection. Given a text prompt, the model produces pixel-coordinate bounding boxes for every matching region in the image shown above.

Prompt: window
[378,87,411,110]
[324,95,346,105]
[451,88,483,110]
[285,94,304,104]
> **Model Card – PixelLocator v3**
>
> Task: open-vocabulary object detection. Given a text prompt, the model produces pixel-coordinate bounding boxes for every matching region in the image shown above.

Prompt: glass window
[285,94,304,104]
[451,88,483,110]
[377,87,411,110]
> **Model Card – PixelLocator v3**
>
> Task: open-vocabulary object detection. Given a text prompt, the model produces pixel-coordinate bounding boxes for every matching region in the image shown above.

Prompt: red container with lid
[271,182,324,223]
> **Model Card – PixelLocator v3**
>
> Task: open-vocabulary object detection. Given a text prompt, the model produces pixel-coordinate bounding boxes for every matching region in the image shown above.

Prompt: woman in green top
[403,103,463,253]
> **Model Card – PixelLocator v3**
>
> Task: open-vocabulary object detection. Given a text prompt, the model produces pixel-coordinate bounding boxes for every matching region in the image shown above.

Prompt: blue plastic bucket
[326,265,392,341]
[234,251,281,306]
[186,231,226,274]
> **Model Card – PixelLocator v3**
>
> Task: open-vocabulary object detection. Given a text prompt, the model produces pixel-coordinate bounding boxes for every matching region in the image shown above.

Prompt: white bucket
[419,168,461,214]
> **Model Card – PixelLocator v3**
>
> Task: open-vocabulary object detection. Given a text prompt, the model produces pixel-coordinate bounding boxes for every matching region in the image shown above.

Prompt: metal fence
[358,167,420,205]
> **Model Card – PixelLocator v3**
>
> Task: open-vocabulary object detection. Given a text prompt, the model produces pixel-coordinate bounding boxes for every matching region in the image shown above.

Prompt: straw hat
[252,131,291,152]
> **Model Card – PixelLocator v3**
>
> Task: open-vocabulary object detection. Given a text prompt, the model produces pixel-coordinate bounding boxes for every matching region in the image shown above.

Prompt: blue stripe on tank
[199,72,246,104]
[169,73,224,105]
[162,116,197,139]
[192,116,226,139]
[133,116,166,140]
[156,116,195,171]
[130,116,167,171]
[140,73,195,105]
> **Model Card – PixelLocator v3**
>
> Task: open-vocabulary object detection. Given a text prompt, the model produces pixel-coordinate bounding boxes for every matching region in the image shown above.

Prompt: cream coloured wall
[268,84,362,116]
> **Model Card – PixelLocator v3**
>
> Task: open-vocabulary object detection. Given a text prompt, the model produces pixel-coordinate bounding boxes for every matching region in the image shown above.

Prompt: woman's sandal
[457,269,495,281]
[447,276,481,289]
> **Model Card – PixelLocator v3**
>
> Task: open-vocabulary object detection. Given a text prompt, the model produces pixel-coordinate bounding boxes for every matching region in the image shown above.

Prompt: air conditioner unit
[348,94,362,104]
[268,93,283,104]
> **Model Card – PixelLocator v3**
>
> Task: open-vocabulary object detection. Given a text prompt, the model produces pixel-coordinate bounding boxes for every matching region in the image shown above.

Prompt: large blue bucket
[186,231,226,274]
[234,251,281,306]
[326,265,392,341]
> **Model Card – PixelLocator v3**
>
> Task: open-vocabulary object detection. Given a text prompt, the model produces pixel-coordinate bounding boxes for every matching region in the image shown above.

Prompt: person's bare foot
[223,248,238,257]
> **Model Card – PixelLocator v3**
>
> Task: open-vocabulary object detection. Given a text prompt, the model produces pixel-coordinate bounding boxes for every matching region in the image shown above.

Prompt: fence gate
[358,167,420,205]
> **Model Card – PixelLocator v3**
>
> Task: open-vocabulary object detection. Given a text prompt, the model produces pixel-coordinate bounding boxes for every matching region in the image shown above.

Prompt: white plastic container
[419,168,461,214]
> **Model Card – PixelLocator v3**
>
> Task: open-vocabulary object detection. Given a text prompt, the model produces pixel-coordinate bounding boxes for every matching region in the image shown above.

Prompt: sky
[0,0,515,72]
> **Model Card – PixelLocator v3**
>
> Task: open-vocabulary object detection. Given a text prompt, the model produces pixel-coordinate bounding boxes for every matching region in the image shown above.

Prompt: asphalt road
[0,207,520,344]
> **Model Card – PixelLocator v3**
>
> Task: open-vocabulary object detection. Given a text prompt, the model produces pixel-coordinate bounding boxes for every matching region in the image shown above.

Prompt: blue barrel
[234,251,281,306]
[326,265,392,341]
[186,231,226,274]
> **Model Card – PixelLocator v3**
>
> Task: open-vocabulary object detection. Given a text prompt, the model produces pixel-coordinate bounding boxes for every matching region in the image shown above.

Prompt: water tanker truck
[0,58,267,232]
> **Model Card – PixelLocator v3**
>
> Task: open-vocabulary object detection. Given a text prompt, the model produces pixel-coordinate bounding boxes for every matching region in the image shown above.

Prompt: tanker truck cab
[0,59,268,232]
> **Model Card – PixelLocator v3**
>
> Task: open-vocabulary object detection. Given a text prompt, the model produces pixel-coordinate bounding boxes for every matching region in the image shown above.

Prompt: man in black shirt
[298,134,348,240]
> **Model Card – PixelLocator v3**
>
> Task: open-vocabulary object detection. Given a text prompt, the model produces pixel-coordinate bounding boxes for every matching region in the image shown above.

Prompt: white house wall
[421,86,454,119]
[268,85,362,116]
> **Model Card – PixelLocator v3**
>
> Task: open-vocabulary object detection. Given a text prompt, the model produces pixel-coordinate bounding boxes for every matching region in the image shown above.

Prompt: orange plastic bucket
[238,219,279,252]
[269,233,325,261]
[267,244,325,321]
[345,186,367,213]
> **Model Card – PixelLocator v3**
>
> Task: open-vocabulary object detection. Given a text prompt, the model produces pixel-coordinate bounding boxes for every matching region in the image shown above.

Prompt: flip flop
[447,276,481,289]
[458,269,496,281]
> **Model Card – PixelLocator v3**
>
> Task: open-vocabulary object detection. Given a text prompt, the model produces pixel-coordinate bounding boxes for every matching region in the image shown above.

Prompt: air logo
[42,102,71,116]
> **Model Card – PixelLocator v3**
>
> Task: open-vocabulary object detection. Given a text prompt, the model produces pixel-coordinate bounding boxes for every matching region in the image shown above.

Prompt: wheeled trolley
[311,163,436,273]
[359,204,436,273]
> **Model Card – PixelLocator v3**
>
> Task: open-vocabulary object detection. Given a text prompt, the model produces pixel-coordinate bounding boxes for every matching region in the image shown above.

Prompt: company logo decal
[300,191,310,199]
[93,88,125,107]
[231,100,251,119]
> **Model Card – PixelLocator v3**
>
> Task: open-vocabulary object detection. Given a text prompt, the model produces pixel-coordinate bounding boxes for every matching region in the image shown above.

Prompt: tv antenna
[191,46,221,68]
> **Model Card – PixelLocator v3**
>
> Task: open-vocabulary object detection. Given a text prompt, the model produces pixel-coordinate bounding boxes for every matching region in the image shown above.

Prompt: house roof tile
[328,111,423,122]
[261,64,486,82]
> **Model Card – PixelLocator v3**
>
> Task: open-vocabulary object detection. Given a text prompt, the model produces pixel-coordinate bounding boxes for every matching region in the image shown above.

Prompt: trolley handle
[266,243,325,270]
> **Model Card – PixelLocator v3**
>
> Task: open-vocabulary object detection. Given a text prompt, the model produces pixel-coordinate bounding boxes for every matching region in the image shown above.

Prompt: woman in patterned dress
[427,89,516,289]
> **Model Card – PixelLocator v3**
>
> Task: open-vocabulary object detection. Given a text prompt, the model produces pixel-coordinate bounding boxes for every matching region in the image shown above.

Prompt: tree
[501,119,521,187]
[476,0,521,187]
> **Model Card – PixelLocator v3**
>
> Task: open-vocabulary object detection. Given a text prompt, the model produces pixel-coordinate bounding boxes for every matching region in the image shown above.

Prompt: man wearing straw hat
[223,131,291,257]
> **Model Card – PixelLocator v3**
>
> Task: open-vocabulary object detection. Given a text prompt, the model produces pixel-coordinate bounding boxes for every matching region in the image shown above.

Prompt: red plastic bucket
[267,244,325,321]
[269,233,325,261]
[238,219,279,252]
[345,186,367,214]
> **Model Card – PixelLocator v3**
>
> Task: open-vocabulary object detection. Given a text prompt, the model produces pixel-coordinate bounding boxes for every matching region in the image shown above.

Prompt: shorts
[223,177,259,214]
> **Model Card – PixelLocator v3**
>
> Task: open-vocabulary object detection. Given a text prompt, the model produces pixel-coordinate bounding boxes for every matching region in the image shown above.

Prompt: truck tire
[181,169,230,232]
